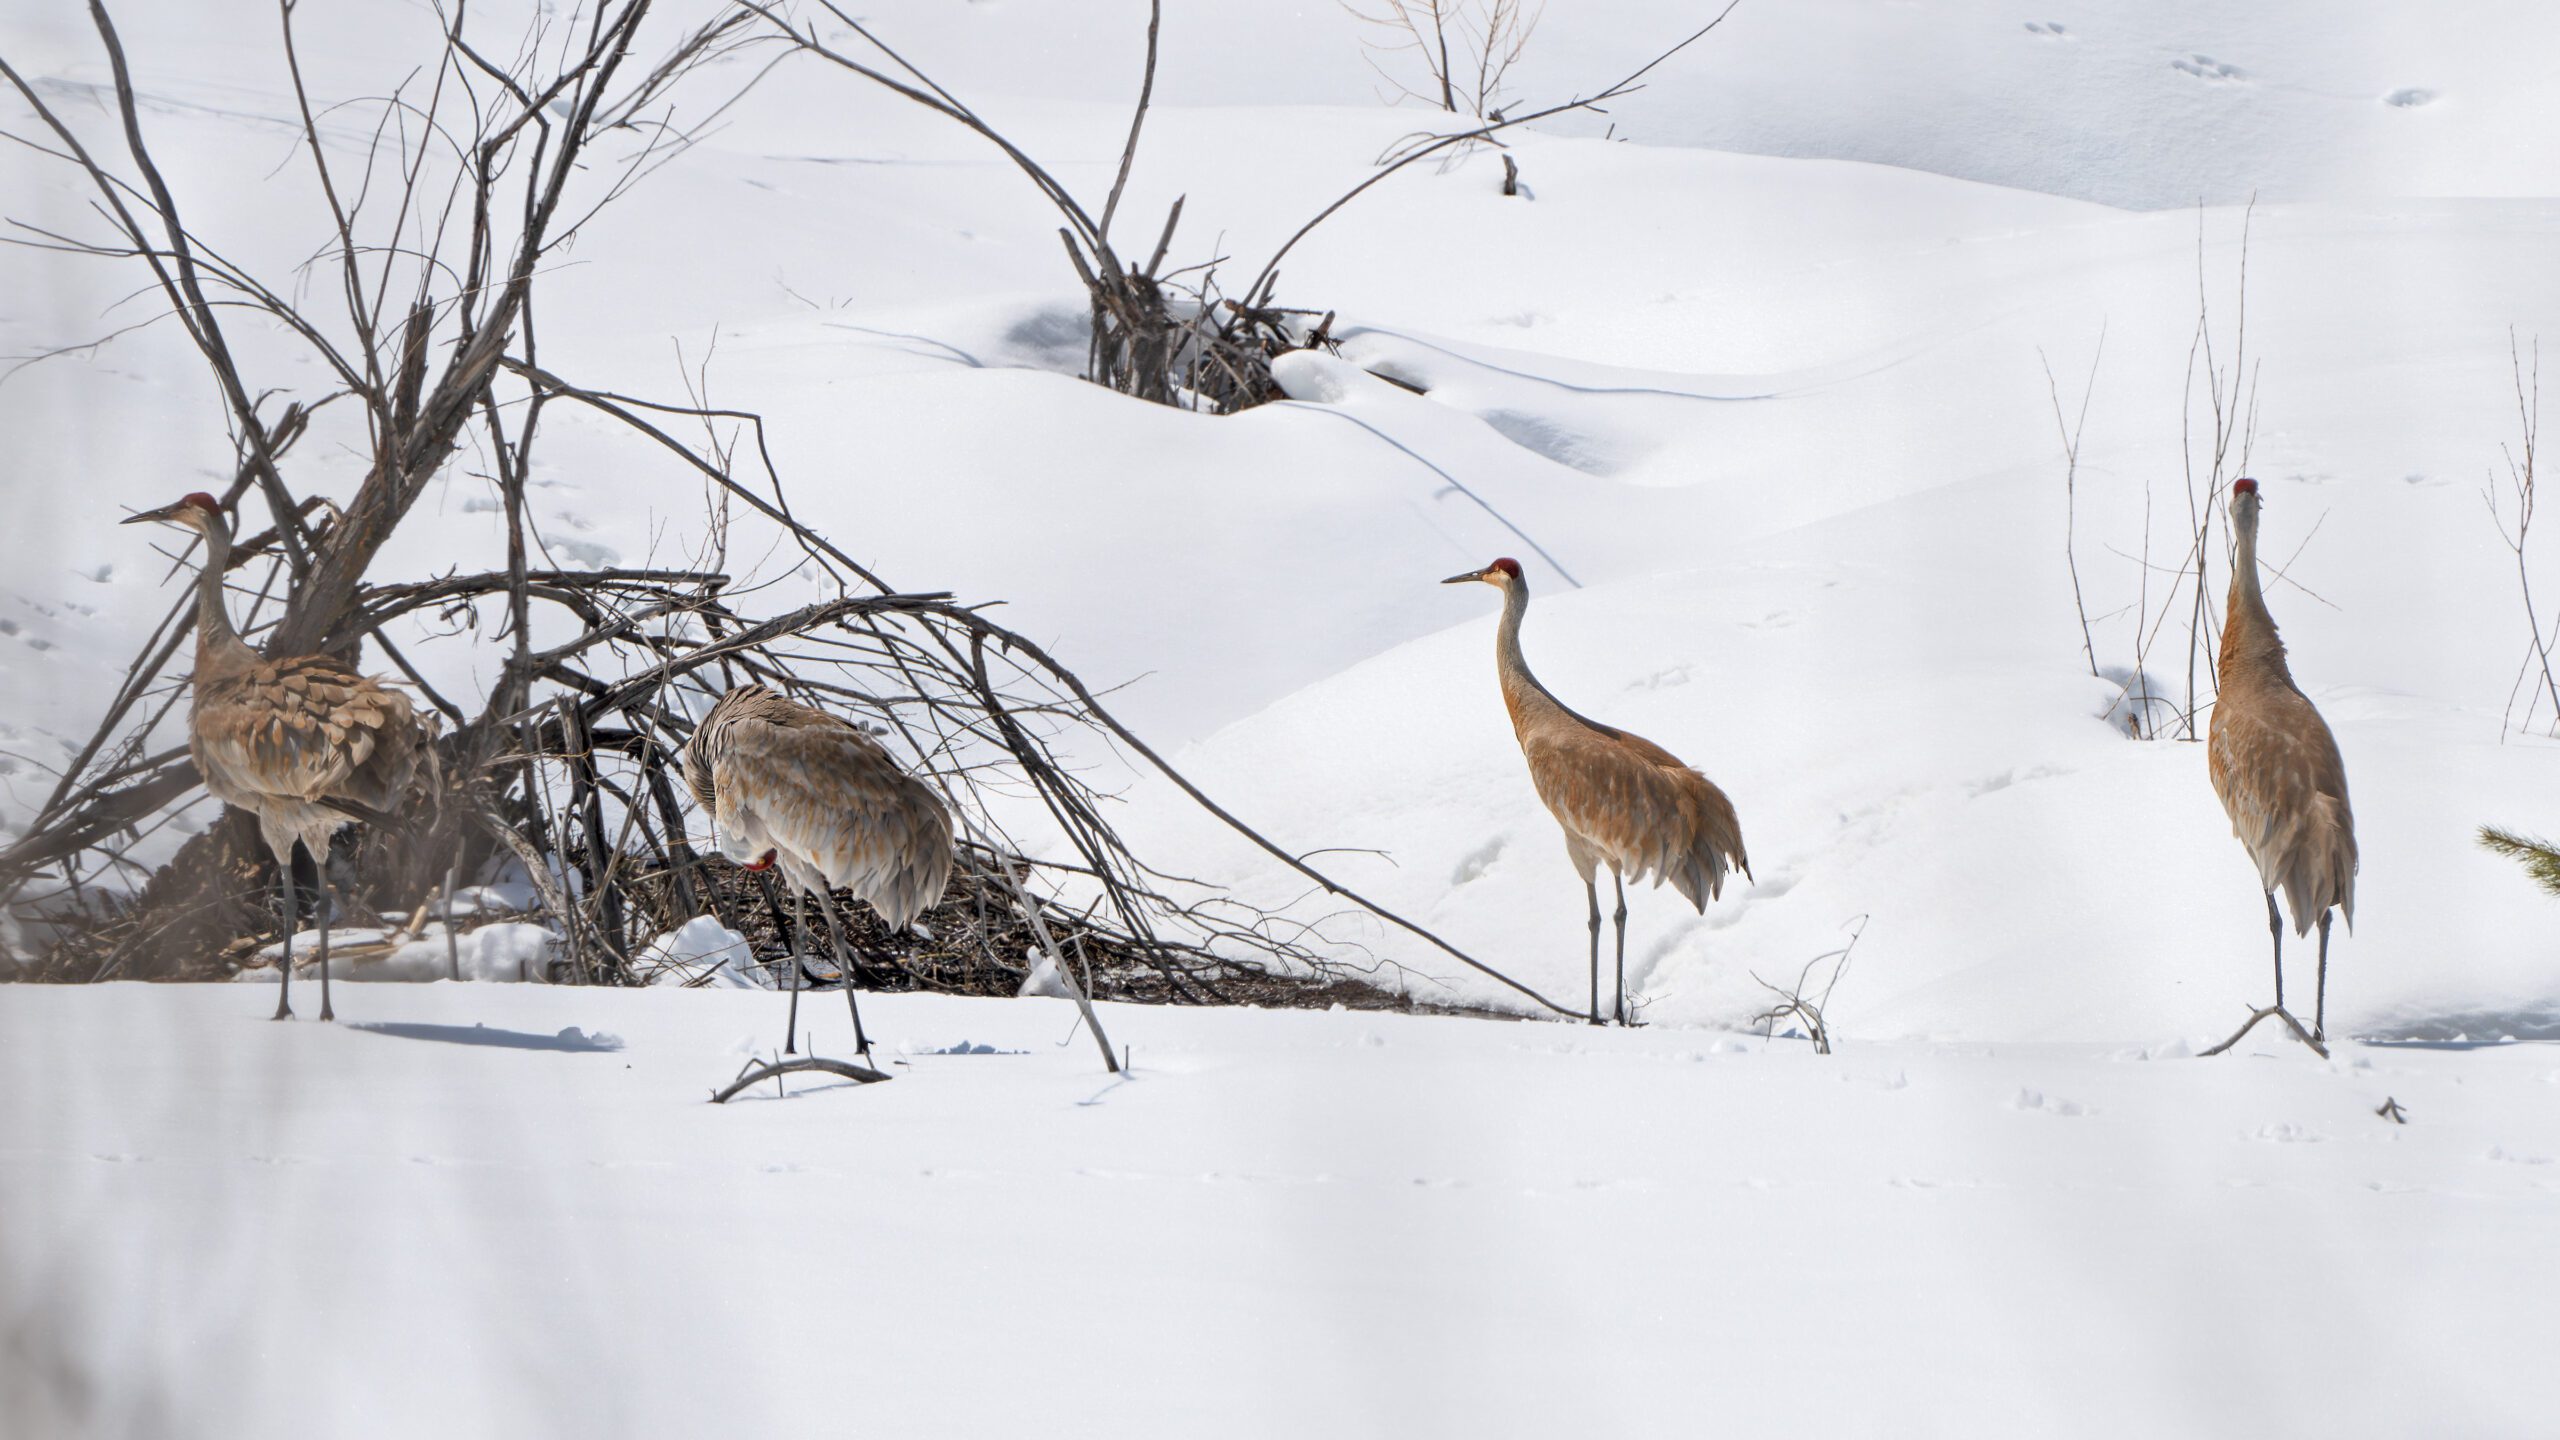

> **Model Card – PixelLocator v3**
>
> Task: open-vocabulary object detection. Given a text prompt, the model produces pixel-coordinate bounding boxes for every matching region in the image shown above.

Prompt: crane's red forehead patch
[1489,557,1523,578]
[181,491,221,513]
[2232,478,2258,496]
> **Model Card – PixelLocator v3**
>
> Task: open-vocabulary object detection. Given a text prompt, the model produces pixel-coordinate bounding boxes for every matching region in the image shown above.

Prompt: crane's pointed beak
[121,503,186,526]
[1441,569,1485,585]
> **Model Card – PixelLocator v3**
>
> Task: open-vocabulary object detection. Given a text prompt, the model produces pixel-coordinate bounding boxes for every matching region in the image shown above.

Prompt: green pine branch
[2479,825,2560,898]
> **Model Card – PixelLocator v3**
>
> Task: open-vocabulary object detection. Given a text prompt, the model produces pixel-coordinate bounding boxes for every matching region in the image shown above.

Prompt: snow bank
[634,916,771,990]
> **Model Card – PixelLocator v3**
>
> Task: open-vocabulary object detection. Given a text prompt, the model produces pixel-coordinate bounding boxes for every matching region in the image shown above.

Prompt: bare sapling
[2108,201,2267,741]
[1342,0,1544,120]
[2487,331,2558,739]
[1749,916,1865,1055]
[2041,327,2107,680]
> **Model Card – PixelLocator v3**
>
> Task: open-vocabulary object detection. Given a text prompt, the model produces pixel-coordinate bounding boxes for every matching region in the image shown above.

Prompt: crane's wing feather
[2208,686,2357,932]
[1522,725,1749,911]
[709,711,954,928]
[191,655,420,811]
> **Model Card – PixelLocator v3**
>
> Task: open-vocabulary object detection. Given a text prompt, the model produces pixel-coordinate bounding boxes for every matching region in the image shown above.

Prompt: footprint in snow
[2486,1146,2554,1166]
[2171,53,2247,82]
[1450,835,1505,886]
[1967,764,2070,799]
[549,538,619,569]
[2022,20,2069,39]
[2014,1088,2093,1116]
[2252,1122,2322,1143]
[2383,88,2436,108]
[1624,663,1694,691]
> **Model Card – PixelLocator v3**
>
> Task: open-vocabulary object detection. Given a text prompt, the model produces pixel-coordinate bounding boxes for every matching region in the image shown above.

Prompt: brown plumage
[680,682,953,1058]
[2207,478,2357,1041]
[126,493,424,1021]
[1445,558,1750,1023]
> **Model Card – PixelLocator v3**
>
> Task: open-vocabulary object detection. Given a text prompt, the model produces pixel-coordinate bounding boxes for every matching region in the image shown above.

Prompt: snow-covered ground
[8,984,2559,1438]
[7,0,2560,1431]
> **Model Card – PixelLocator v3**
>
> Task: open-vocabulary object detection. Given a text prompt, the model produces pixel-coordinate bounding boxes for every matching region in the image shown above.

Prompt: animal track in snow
[1625,663,1693,692]
[1450,835,1505,885]
[2022,20,2069,39]
[2013,1088,2093,1116]
[2252,1121,2323,1143]
[1966,764,2071,798]
[2384,87,2436,108]
[548,537,620,569]
[2171,53,2246,82]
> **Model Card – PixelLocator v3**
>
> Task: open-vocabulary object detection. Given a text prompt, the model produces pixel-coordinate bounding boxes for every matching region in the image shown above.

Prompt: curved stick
[709,1056,892,1104]
[2198,1004,2329,1059]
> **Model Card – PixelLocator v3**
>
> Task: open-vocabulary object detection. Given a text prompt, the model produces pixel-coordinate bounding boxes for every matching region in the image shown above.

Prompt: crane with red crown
[125,492,426,1021]
[2203,477,2358,1054]
[1444,557,1751,1024]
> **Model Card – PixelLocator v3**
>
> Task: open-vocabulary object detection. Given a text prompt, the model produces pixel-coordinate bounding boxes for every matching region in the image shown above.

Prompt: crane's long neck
[2222,506,2288,681]
[189,517,259,682]
[1493,579,1569,731]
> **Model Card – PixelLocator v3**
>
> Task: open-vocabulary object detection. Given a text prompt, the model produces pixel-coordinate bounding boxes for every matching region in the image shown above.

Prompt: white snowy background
[4,1,2559,1435]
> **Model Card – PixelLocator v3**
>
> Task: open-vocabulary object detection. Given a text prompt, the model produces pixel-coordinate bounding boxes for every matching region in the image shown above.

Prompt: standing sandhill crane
[680,683,953,1060]
[125,493,423,1022]
[1444,558,1751,1024]
[2207,478,2358,1046]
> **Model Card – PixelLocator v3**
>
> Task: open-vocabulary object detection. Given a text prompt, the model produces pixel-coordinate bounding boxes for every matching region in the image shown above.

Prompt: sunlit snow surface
[8,984,2560,1438]
[5,0,2560,1432]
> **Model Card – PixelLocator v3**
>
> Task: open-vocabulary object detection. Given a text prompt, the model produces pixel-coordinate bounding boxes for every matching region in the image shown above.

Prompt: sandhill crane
[680,683,953,1060]
[1444,558,1751,1024]
[125,493,423,1021]
[2207,478,2357,1046]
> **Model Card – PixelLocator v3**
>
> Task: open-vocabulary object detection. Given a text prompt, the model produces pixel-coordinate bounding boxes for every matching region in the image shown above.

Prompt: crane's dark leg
[272,858,297,1021]
[314,850,335,1024]
[812,888,875,1061]
[2314,910,2332,1043]
[1611,873,1630,1026]
[2264,892,2285,1011]
[1583,877,1602,1025]
[781,891,812,1056]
